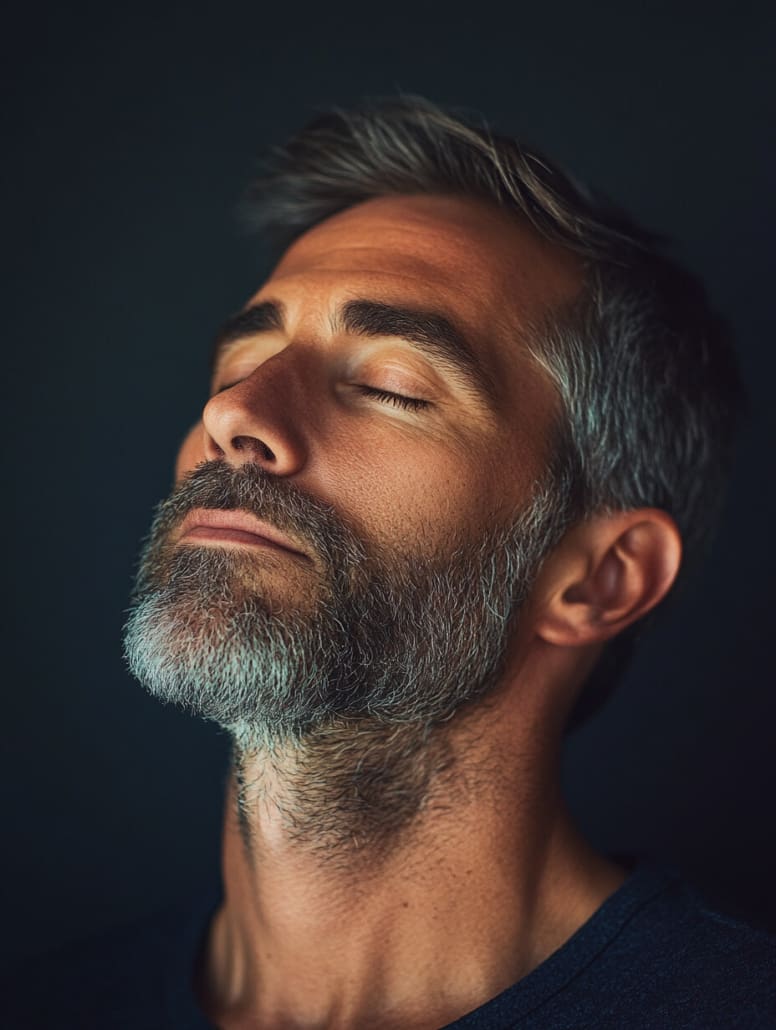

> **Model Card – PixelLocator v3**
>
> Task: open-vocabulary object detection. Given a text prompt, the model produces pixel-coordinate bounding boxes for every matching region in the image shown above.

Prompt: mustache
[147,460,367,570]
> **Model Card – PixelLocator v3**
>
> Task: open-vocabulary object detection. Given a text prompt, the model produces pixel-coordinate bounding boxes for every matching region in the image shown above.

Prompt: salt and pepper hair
[243,95,745,725]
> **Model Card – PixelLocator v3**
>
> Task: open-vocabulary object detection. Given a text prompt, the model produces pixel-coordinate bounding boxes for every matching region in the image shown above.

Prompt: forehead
[266,193,584,358]
[228,195,585,504]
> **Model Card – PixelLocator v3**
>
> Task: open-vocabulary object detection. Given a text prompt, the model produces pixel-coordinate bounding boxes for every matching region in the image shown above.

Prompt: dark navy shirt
[7,862,776,1028]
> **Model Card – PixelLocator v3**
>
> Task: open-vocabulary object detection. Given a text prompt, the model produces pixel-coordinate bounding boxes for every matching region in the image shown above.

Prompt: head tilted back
[245,95,746,725]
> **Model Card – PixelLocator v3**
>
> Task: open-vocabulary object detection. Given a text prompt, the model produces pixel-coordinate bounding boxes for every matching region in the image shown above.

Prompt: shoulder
[667,890,776,1008]
[575,870,776,1027]
[628,875,776,969]
[473,864,776,1030]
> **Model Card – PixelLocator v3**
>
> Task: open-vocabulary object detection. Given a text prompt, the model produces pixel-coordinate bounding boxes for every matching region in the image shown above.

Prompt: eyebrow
[212,300,286,357]
[212,297,497,406]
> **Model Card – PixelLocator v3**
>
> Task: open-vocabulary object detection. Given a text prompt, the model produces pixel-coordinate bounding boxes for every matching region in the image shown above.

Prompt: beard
[123,460,569,853]
[125,460,566,743]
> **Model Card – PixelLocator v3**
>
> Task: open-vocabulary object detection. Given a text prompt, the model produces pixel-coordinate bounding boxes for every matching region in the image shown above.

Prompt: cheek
[318,432,503,551]
[175,422,205,481]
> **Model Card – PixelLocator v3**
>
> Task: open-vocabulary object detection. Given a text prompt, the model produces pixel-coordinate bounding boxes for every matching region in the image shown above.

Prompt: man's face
[126,195,583,747]
[182,193,580,576]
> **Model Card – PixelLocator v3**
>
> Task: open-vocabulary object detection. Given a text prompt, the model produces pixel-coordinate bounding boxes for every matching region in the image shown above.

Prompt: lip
[177,508,309,561]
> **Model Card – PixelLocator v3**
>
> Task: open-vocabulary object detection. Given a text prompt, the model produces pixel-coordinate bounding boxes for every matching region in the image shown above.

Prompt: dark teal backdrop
[3,2,775,959]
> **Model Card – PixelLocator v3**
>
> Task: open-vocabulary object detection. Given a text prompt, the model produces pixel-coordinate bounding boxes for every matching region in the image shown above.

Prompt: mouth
[177,508,310,562]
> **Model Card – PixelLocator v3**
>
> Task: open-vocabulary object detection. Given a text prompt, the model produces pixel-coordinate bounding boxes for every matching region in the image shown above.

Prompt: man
[11,97,775,1028]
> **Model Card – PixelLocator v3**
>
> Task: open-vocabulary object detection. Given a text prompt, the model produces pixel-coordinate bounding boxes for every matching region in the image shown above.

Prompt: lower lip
[181,525,297,554]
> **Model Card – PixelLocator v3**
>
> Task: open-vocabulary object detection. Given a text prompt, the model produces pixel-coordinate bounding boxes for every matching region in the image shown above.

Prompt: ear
[533,509,682,647]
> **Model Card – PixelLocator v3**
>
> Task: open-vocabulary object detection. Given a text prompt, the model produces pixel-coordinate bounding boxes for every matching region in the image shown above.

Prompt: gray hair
[243,95,745,725]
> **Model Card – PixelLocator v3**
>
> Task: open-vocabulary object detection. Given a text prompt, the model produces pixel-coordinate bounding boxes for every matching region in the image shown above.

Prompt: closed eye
[213,380,430,412]
[357,385,430,412]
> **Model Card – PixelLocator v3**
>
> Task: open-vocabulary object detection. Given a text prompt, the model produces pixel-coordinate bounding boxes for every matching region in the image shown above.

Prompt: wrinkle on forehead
[272,193,585,329]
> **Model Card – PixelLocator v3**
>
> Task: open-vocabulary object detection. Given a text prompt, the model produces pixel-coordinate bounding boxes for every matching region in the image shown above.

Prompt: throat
[230,716,457,866]
[204,709,624,1030]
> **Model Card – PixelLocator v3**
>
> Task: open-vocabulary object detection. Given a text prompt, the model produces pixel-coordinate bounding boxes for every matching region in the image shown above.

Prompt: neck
[230,716,463,867]
[197,690,625,1030]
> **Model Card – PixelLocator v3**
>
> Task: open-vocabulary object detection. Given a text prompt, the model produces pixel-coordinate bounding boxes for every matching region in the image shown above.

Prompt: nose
[201,359,308,476]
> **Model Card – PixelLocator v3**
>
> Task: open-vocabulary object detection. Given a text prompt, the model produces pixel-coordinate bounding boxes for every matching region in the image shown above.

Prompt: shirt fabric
[7,860,776,1028]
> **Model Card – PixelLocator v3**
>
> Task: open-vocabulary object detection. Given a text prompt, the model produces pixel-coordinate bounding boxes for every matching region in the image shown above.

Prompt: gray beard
[123,461,568,857]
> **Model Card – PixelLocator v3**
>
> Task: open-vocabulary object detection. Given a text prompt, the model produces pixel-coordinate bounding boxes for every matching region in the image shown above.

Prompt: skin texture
[175,194,682,1029]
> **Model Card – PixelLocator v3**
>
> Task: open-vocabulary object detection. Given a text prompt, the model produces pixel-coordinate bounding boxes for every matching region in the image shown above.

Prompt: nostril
[232,435,276,463]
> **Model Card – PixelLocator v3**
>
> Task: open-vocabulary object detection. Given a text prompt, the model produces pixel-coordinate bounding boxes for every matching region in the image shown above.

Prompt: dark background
[3,2,775,961]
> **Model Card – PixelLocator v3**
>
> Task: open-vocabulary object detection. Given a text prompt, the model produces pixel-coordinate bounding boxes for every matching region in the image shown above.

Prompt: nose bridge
[202,343,309,474]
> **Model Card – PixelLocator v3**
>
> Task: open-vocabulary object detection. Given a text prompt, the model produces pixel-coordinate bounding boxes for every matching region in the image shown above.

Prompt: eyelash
[356,385,430,412]
[214,379,429,413]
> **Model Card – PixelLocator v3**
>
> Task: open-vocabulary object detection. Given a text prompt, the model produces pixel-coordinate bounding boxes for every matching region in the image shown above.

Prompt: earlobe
[535,509,682,648]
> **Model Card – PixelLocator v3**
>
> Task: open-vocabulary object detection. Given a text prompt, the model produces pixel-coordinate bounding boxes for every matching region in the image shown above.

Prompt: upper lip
[178,508,310,560]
